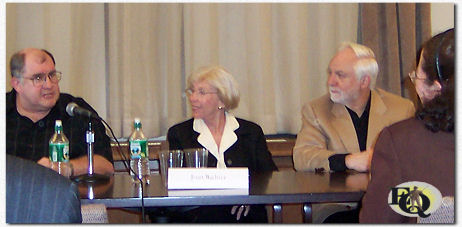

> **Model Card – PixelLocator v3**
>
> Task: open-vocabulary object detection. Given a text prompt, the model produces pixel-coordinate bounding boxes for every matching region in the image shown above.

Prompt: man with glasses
[293,42,415,222]
[6,48,114,177]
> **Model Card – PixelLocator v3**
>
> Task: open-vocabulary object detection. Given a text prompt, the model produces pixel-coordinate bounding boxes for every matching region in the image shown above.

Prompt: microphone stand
[73,120,109,184]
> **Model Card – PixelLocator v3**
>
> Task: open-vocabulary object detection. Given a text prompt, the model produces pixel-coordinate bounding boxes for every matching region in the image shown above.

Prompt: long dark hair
[415,28,454,133]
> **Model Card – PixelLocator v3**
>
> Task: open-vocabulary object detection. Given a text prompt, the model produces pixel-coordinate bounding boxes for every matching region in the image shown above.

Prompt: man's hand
[345,148,374,172]
[37,157,63,173]
[37,157,51,168]
[37,155,113,176]
[70,155,114,176]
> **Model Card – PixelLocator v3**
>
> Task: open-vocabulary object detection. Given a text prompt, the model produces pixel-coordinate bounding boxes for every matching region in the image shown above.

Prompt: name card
[168,188,249,197]
[167,167,249,189]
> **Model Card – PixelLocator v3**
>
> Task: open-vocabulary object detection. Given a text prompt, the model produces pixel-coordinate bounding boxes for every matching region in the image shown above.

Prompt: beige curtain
[6,3,108,117]
[359,3,431,106]
[6,3,358,138]
[106,3,184,138]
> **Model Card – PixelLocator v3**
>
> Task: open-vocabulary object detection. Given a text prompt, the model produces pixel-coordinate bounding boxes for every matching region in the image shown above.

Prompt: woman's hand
[231,205,250,221]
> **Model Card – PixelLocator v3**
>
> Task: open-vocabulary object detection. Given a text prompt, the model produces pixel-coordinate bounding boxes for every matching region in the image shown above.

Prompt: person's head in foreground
[412,28,454,132]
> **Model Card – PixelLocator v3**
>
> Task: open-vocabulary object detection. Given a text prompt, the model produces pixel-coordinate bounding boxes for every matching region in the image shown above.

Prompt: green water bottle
[129,118,150,183]
[49,120,72,177]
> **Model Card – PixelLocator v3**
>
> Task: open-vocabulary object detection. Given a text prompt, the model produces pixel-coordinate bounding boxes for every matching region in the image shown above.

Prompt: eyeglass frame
[185,88,218,96]
[20,70,62,87]
[408,71,426,84]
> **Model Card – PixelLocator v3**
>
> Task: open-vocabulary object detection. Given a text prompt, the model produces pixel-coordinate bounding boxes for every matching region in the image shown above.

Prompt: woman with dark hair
[359,28,454,223]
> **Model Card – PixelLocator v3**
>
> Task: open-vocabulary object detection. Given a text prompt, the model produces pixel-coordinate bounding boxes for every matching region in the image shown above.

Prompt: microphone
[66,102,99,119]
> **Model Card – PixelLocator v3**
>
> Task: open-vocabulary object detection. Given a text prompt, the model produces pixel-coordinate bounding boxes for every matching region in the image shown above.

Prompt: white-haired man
[293,43,415,223]
[293,42,415,173]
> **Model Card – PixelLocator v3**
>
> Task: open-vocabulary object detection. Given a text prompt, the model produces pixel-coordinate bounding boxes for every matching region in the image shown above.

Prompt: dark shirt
[6,90,113,164]
[346,94,371,151]
[328,92,371,171]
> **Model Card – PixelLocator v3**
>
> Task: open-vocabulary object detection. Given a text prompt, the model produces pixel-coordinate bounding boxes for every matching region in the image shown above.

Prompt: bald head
[10,48,55,78]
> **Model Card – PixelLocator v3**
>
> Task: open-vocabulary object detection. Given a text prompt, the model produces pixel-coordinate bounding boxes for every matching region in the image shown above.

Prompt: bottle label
[130,140,148,159]
[49,143,70,162]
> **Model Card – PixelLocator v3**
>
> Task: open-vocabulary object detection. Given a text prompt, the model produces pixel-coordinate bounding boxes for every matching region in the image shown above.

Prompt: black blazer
[165,118,276,223]
[6,155,82,223]
[167,118,277,173]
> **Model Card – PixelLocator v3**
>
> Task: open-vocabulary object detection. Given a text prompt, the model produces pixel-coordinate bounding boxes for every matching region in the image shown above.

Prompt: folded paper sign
[167,167,249,190]
[167,188,249,196]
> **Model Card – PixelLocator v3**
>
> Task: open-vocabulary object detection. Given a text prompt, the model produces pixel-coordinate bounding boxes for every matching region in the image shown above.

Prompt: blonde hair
[338,42,379,89]
[187,65,240,110]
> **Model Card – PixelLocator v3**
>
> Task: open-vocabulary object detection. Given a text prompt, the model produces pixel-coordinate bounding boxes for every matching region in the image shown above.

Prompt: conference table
[79,169,369,223]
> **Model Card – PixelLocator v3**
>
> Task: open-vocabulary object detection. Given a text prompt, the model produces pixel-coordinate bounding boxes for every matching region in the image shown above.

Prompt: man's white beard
[329,87,359,106]
[329,89,347,105]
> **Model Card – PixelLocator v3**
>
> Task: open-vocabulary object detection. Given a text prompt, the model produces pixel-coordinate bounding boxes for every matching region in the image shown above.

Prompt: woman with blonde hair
[161,65,277,223]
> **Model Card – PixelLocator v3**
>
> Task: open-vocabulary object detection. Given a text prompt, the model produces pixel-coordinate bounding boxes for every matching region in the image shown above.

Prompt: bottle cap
[55,120,62,127]
[134,118,142,129]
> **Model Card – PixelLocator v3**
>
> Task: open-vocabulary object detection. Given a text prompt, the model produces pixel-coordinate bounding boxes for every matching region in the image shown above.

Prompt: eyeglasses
[408,71,426,84]
[22,71,62,87]
[185,88,217,96]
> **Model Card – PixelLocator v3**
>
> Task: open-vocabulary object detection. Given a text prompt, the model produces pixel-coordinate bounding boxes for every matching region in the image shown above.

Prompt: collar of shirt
[193,112,239,168]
